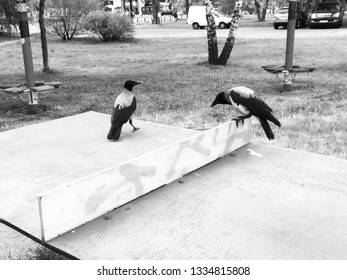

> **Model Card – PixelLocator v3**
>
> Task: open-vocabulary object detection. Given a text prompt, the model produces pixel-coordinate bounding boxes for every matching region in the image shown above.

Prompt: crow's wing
[230,89,281,127]
[111,97,136,124]
[110,105,121,123]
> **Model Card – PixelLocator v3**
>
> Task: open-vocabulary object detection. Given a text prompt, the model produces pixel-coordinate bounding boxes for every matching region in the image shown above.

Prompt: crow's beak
[211,99,217,107]
[135,82,141,85]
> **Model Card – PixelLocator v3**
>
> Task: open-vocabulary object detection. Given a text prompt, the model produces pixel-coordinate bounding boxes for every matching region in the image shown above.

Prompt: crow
[107,80,141,141]
[211,86,281,140]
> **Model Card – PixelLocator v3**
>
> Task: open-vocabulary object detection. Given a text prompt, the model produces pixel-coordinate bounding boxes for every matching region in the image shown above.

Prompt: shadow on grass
[8,246,69,260]
[52,34,142,45]
[196,60,229,68]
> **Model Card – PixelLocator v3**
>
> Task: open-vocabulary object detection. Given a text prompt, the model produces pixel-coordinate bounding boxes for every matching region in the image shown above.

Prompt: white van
[187,6,233,29]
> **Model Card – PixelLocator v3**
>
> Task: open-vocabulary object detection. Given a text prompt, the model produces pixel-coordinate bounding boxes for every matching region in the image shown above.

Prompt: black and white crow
[107,80,141,141]
[211,86,281,140]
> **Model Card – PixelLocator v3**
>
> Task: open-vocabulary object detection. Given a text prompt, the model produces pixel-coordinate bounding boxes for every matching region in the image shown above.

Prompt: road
[135,25,347,39]
[3,21,346,46]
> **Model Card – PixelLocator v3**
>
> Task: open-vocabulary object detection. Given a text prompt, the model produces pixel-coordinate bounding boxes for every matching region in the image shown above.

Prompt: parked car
[161,11,173,16]
[273,6,307,29]
[187,6,232,29]
[141,6,153,15]
[308,2,344,28]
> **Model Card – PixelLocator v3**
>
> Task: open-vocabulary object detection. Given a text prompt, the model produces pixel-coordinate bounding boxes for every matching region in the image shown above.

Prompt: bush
[83,11,134,42]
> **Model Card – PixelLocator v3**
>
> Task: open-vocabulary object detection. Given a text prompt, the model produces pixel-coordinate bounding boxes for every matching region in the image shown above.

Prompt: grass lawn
[0,29,346,160]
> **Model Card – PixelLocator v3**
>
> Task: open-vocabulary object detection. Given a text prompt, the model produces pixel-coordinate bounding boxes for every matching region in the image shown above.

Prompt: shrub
[83,11,134,42]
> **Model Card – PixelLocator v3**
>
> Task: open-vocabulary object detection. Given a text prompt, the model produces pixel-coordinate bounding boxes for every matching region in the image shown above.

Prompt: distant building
[104,0,172,16]
[104,0,147,15]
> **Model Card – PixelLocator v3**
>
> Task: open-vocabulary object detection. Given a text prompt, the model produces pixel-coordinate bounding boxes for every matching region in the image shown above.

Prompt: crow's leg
[232,114,252,127]
[129,119,140,132]
[237,114,252,126]
[232,117,242,128]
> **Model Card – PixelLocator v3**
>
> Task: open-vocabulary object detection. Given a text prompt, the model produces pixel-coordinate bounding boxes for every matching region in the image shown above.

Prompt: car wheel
[219,22,226,29]
[192,23,199,30]
[274,24,279,29]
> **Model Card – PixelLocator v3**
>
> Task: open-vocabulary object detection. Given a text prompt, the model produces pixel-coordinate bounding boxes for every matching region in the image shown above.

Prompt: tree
[46,0,101,40]
[152,0,160,24]
[129,0,133,17]
[219,0,237,15]
[205,0,241,66]
[39,0,50,72]
[122,0,126,12]
[206,1,218,64]
[218,2,241,65]
[0,0,18,35]
[254,0,269,21]
[184,0,244,16]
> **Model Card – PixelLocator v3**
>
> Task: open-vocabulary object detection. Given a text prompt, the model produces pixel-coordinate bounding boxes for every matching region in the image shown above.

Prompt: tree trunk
[254,0,261,21]
[254,0,269,21]
[122,0,126,12]
[129,0,133,18]
[260,0,269,21]
[218,5,241,66]
[152,0,160,24]
[39,0,50,72]
[185,0,189,14]
[205,1,218,65]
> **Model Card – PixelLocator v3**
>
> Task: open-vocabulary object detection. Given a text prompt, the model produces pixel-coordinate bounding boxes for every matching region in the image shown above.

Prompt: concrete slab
[49,143,347,260]
[38,119,251,241]
[0,111,199,240]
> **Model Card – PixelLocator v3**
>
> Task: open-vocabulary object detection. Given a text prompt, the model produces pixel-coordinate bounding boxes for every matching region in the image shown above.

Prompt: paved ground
[50,142,347,260]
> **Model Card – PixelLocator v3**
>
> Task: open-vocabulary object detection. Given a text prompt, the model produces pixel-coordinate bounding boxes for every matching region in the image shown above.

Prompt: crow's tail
[268,114,281,127]
[259,118,275,140]
[107,124,122,140]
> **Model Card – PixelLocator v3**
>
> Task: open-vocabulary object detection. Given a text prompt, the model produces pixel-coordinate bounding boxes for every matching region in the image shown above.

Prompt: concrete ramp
[0,111,251,253]
[49,143,347,260]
